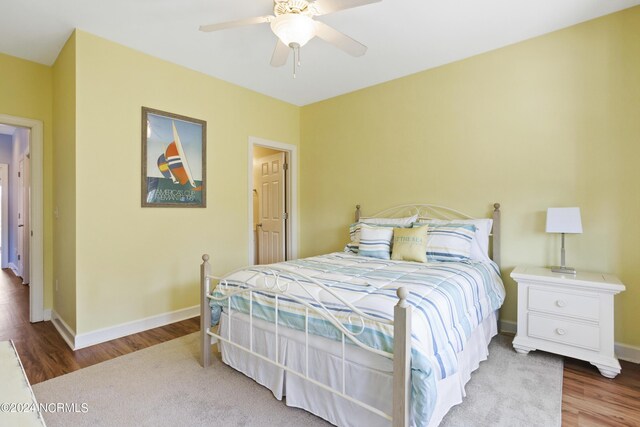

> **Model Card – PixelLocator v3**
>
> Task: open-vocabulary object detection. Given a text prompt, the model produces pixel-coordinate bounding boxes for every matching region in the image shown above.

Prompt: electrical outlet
[55,279,59,292]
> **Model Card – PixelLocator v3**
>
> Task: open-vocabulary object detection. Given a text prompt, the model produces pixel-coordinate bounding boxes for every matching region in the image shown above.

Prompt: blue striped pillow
[357,224,394,260]
[347,218,416,254]
[344,242,360,254]
[414,223,477,262]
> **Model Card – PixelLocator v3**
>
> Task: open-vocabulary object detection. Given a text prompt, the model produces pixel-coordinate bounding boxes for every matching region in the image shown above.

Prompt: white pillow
[357,224,394,260]
[419,218,493,262]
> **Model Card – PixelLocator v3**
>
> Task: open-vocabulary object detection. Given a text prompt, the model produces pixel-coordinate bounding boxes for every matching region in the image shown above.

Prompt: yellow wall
[52,32,77,330]
[72,31,300,333]
[300,7,640,346]
[0,52,54,310]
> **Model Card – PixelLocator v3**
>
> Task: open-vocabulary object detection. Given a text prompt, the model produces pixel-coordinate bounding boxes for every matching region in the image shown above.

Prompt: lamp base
[551,266,576,275]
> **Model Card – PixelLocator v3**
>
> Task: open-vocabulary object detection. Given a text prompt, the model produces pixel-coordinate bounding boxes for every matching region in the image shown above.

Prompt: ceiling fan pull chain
[297,45,301,67]
[292,46,297,78]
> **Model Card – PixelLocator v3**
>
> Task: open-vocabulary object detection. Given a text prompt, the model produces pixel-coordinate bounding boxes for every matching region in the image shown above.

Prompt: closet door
[257,152,285,264]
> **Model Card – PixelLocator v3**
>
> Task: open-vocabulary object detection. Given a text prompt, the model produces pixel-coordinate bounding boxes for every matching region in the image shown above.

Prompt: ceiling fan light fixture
[270,14,316,47]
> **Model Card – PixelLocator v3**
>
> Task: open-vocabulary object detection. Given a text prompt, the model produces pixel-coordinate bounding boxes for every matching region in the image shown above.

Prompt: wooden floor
[563,358,640,426]
[0,268,199,385]
[1,269,638,425]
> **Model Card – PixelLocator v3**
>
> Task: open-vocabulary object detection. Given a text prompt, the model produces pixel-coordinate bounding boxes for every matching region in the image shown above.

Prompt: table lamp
[546,207,582,274]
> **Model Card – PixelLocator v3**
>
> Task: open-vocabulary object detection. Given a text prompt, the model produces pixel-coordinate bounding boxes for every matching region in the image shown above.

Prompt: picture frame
[141,107,207,208]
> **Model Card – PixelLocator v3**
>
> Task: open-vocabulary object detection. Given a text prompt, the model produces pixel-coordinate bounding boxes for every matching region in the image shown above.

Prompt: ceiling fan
[199,0,382,76]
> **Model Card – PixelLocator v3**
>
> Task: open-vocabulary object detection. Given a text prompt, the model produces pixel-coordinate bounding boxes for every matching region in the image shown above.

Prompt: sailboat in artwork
[157,153,178,183]
[157,121,198,188]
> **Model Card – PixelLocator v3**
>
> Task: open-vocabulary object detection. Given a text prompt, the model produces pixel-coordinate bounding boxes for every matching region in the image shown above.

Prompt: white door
[257,152,286,264]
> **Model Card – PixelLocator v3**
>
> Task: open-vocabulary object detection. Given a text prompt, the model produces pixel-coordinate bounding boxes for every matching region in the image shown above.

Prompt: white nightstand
[511,266,625,378]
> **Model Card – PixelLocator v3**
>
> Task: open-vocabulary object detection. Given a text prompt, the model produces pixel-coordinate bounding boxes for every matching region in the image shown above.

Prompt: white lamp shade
[270,14,316,47]
[546,207,583,234]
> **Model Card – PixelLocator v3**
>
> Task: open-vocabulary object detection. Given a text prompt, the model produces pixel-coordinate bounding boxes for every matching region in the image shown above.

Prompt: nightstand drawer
[528,313,600,351]
[528,287,599,321]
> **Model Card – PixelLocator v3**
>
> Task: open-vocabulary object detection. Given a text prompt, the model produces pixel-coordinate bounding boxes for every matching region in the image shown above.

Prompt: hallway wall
[0,135,12,163]
[0,134,12,268]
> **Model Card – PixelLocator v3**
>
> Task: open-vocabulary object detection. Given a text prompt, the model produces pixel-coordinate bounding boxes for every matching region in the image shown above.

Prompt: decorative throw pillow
[391,226,429,263]
[414,223,477,262]
[357,224,394,260]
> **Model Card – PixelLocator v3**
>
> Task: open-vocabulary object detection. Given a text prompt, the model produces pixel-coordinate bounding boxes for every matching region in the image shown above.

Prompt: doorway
[0,163,8,269]
[248,137,298,265]
[0,114,44,323]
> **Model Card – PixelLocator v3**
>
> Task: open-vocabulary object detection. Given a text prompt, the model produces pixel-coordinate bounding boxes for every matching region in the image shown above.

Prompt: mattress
[210,252,505,425]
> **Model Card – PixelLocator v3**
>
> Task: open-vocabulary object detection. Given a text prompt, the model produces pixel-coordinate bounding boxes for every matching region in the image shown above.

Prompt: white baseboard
[499,319,517,335]
[74,305,199,350]
[43,308,52,321]
[498,318,639,364]
[7,262,19,275]
[51,310,76,350]
[615,342,640,364]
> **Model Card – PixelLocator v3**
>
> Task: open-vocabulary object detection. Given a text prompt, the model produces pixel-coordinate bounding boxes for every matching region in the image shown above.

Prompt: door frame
[247,137,298,264]
[0,163,8,269]
[19,154,31,284]
[0,114,44,323]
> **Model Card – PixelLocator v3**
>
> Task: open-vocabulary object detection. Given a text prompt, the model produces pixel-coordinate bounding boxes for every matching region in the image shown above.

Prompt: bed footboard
[393,287,411,426]
[199,254,412,427]
[200,254,213,368]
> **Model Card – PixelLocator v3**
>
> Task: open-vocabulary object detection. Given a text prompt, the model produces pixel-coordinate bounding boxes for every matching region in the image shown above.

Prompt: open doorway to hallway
[248,137,298,266]
[0,124,30,283]
[0,116,43,323]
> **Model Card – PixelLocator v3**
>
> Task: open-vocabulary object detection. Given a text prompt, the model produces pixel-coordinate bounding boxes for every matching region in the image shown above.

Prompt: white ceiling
[1,0,638,106]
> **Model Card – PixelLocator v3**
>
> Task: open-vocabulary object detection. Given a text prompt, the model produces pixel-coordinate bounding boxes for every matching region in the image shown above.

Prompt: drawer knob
[556,328,566,336]
[556,300,567,308]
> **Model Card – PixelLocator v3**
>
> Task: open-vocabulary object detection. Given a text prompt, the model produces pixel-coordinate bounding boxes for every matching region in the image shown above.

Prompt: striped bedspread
[210,252,505,426]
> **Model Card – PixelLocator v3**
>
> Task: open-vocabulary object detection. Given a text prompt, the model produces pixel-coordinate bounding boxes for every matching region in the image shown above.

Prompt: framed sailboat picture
[141,107,206,207]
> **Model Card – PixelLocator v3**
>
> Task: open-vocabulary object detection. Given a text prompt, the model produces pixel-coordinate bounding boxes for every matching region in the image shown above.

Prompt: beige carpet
[440,335,563,427]
[33,333,562,427]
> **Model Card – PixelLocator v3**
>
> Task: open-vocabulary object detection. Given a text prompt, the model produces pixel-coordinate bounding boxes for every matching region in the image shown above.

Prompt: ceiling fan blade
[199,16,272,32]
[314,21,367,57]
[271,40,290,67]
[312,0,381,16]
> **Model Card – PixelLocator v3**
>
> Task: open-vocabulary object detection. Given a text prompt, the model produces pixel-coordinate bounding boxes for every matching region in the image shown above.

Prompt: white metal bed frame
[200,202,501,427]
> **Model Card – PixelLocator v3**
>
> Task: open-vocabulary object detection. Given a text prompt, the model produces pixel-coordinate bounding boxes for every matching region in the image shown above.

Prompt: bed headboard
[354,203,502,268]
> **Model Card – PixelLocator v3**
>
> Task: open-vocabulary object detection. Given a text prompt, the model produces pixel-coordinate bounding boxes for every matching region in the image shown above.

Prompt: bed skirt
[218,310,498,427]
